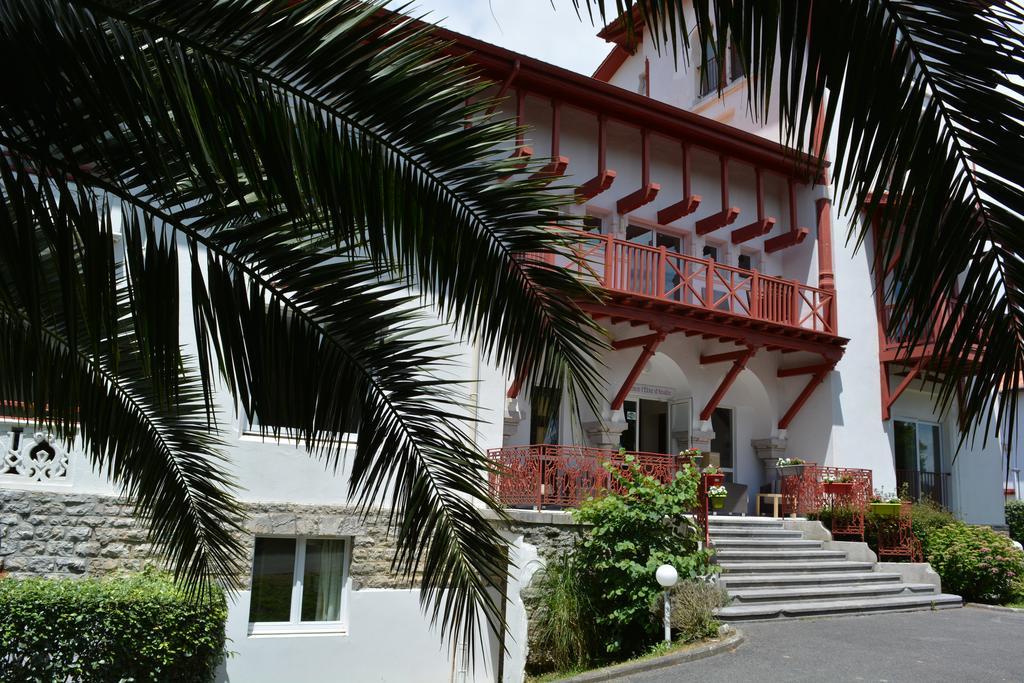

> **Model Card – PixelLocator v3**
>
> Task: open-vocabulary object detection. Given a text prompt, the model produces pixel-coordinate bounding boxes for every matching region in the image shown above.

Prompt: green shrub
[926,523,1024,603]
[573,458,714,659]
[527,554,595,674]
[662,579,727,643]
[1006,500,1024,543]
[0,569,227,682]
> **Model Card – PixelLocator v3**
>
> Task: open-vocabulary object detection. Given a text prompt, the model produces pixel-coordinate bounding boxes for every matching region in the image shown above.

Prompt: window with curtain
[249,536,348,633]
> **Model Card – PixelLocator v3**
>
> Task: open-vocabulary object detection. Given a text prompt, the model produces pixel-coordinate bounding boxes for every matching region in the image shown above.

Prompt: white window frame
[238,414,357,447]
[248,535,352,637]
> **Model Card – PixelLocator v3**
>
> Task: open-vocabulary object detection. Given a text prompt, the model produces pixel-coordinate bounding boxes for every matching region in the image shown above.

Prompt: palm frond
[577,0,1024,452]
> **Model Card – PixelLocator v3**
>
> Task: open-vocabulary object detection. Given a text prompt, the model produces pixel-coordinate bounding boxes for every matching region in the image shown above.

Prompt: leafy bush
[926,523,1024,603]
[0,569,227,682]
[1006,500,1024,543]
[573,458,714,659]
[527,554,595,674]
[661,580,727,643]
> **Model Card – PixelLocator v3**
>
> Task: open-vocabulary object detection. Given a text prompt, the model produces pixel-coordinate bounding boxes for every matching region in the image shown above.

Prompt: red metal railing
[895,469,951,508]
[487,445,708,540]
[779,465,873,540]
[537,229,836,334]
[882,298,958,351]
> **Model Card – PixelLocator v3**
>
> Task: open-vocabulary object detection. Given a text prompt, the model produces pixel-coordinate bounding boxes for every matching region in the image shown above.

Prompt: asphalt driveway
[626,607,1024,682]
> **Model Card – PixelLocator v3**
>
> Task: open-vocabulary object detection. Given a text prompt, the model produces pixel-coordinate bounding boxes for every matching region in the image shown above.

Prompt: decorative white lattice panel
[0,429,69,482]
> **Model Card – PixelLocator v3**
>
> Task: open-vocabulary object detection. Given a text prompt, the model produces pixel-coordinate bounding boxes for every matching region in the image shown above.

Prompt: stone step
[715,549,847,562]
[716,592,963,621]
[707,517,785,529]
[711,538,823,549]
[719,572,903,590]
[718,560,875,575]
[709,528,804,539]
[728,582,938,604]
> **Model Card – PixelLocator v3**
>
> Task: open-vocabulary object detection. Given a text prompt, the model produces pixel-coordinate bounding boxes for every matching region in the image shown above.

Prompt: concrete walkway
[622,607,1024,682]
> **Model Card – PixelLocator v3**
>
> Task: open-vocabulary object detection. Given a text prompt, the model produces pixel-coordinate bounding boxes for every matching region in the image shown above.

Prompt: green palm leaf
[577,0,1024,452]
[0,0,608,649]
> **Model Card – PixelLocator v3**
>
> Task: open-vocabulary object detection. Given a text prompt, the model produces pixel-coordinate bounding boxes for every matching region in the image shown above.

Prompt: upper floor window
[582,215,604,233]
[703,243,720,261]
[698,36,744,98]
[530,386,561,445]
[249,536,349,634]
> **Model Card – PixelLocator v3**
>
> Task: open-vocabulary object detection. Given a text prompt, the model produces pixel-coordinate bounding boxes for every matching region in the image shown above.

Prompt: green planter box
[711,496,726,510]
[871,502,902,517]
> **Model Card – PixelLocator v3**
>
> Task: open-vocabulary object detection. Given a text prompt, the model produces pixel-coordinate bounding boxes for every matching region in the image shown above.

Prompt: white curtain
[310,539,344,622]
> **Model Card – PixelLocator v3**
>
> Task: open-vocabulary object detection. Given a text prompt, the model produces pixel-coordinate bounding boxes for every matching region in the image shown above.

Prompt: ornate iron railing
[487,444,708,540]
[533,228,837,334]
[779,465,873,539]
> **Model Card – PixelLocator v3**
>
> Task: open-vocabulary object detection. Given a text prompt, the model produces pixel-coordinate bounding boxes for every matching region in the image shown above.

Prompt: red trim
[765,180,809,253]
[695,156,740,235]
[612,331,665,350]
[700,347,756,420]
[616,129,660,214]
[700,349,752,365]
[577,115,617,201]
[732,168,776,243]
[593,45,631,82]
[529,100,569,180]
[433,27,822,180]
[596,6,645,50]
[611,332,667,410]
[657,144,702,224]
[778,363,833,378]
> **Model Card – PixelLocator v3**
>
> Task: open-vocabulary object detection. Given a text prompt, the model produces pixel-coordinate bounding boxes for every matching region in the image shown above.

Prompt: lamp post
[655,564,678,643]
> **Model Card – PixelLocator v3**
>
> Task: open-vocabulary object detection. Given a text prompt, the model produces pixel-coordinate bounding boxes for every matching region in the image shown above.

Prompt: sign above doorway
[631,384,675,399]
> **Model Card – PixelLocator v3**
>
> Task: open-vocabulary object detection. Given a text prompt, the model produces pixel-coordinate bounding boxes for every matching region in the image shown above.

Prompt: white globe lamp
[655,564,678,642]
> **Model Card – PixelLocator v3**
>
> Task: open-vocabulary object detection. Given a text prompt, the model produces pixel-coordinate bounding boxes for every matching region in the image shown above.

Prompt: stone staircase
[710,516,962,621]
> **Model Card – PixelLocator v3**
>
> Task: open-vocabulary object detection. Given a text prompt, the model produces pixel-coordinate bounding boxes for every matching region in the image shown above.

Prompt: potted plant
[870,488,902,516]
[776,457,806,477]
[707,484,728,510]
[702,464,725,488]
[822,473,855,495]
[680,448,703,467]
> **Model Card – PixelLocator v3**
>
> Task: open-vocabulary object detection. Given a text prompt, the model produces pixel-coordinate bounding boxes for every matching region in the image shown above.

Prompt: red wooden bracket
[777,362,833,378]
[577,115,617,201]
[765,179,809,253]
[732,168,776,243]
[485,59,520,117]
[700,346,756,420]
[611,331,667,410]
[700,349,751,365]
[657,144,702,224]
[530,100,569,180]
[617,129,660,214]
[881,359,923,420]
[696,155,741,235]
[507,367,529,399]
[612,331,664,350]
[778,363,834,429]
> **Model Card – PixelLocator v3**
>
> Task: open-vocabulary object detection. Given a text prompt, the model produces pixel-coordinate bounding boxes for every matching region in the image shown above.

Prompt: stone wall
[0,489,419,589]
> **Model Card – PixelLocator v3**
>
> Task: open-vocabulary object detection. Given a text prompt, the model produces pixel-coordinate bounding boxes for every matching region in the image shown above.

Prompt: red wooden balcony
[487,444,695,510]
[538,229,837,336]
[880,298,965,363]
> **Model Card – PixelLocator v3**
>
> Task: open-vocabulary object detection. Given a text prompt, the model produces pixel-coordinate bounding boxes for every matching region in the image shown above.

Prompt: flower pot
[777,464,806,478]
[704,473,725,487]
[871,502,902,517]
[823,481,855,496]
[710,496,726,510]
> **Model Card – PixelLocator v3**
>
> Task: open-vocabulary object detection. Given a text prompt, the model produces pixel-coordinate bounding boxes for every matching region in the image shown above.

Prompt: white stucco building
[0,6,1006,683]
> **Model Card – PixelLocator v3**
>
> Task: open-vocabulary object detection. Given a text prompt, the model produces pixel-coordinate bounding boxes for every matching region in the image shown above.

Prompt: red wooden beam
[696,155,741,235]
[612,331,662,350]
[530,99,569,180]
[732,167,776,244]
[657,143,702,224]
[885,359,923,412]
[485,58,520,117]
[611,331,667,410]
[577,114,617,201]
[507,366,529,399]
[617,129,660,214]
[880,361,892,421]
[700,349,751,365]
[765,180,809,253]
[700,346,756,420]
[778,364,834,429]
[777,362,833,378]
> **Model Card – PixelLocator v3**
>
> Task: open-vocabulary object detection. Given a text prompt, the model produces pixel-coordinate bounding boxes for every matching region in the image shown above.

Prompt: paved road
[625,607,1024,682]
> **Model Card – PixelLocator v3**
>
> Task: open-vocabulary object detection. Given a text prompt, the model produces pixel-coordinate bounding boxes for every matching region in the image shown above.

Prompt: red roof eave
[433,26,822,182]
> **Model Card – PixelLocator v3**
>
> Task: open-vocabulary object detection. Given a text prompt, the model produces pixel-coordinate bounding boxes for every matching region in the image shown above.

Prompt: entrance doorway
[619,399,669,454]
[894,419,947,505]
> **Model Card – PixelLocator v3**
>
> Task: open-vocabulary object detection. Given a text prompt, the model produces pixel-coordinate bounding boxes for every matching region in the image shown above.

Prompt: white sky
[409,0,611,75]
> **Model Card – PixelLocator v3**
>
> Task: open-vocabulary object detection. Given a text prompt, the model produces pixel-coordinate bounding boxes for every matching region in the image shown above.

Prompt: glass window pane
[582,215,603,233]
[703,244,718,261]
[917,423,940,473]
[301,539,346,622]
[249,537,296,623]
[655,232,681,253]
[626,224,653,246]
[530,387,561,444]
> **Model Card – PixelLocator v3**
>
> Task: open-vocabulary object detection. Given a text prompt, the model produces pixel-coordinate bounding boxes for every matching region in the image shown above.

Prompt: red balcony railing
[882,298,958,351]
[537,229,836,335]
[895,469,951,508]
[487,444,709,542]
